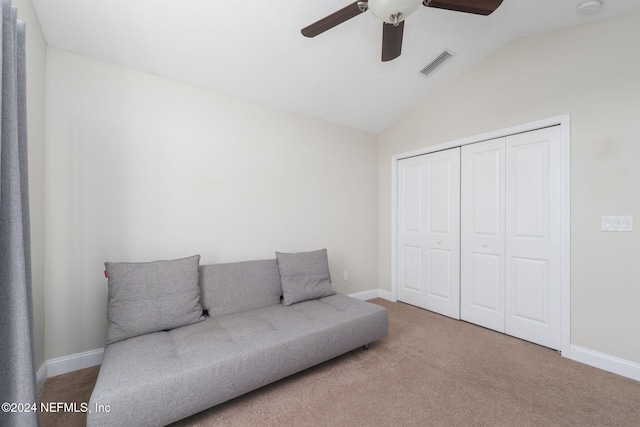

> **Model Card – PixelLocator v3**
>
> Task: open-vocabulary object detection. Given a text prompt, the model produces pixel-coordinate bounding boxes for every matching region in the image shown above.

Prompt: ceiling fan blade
[381,21,404,62]
[301,1,368,38]
[423,0,503,16]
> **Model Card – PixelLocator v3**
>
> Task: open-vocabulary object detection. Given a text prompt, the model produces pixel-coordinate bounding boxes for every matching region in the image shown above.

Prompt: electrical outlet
[343,271,349,281]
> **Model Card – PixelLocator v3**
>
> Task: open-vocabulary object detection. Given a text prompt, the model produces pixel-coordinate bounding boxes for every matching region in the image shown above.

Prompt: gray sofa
[87,252,388,427]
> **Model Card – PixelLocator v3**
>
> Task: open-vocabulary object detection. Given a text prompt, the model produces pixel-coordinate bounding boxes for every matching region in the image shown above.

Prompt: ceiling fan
[301,0,504,62]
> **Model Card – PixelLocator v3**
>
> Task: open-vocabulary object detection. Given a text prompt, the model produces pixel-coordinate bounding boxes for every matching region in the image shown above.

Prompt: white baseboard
[43,348,104,381]
[378,289,394,301]
[348,289,394,302]
[348,289,381,301]
[569,345,640,381]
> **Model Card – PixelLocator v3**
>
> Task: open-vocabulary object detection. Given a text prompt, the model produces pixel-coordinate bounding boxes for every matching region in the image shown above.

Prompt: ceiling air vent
[419,50,455,78]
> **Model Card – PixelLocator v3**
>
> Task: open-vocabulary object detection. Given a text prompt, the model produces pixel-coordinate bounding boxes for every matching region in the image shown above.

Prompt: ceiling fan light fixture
[577,0,602,14]
[368,0,423,24]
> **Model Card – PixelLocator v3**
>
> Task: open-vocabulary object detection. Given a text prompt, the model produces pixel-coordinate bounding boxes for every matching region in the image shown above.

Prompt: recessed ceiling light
[577,0,602,14]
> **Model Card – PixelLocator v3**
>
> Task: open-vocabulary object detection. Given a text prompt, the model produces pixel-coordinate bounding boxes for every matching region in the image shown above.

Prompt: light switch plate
[601,216,633,231]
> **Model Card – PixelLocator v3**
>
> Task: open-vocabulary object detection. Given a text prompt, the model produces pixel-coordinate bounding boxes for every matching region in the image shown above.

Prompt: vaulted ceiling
[31,0,640,134]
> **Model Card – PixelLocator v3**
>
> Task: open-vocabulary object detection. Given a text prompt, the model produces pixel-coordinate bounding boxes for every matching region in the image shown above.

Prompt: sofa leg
[363,343,369,350]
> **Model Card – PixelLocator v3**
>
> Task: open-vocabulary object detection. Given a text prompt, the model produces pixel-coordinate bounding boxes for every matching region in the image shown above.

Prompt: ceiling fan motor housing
[368,0,423,24]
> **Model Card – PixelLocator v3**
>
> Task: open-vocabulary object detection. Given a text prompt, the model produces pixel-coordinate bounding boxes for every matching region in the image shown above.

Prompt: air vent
[419,50,455,78]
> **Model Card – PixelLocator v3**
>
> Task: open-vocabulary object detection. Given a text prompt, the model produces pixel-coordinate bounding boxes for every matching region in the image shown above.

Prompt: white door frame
[391,114,571,357]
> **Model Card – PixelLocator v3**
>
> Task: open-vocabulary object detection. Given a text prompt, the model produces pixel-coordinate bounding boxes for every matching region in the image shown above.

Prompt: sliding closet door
[505,126,562,350]
[397,125,564,349]
[397,148,460,318]
[397,156,428,308]
[461,127,562,349]
[460,138,506,332]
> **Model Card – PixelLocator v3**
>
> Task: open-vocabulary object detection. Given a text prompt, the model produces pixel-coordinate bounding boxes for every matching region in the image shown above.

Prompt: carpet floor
[39,299,640,426]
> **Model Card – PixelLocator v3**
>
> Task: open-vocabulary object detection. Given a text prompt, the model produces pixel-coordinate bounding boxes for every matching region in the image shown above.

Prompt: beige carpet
[39,299,640,426]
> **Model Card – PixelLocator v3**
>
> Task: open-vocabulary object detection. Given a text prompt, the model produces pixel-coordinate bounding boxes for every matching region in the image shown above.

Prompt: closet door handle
[437,240,442,244]
[482,243,488,247]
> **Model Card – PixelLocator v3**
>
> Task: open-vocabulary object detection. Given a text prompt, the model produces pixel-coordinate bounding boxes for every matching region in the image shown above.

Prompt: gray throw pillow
[276,249,335,306]
[104,255,204,345]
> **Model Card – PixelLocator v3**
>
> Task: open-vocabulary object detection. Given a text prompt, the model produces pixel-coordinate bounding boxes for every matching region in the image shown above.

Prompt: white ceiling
[31,0,640,134]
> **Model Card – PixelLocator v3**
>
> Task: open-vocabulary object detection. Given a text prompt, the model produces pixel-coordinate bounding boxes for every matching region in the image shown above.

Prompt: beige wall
[379,14,640,363]
[36,7,640,368]
[15,0,47,370]
[44,48,379,359]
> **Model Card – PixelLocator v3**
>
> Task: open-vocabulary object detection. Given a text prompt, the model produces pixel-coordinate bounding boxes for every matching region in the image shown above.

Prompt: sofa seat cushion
[87,294,388,427]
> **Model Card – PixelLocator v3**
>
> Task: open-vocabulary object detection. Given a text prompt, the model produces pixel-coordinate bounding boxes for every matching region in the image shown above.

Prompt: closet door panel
[461,138,506,332]
[505,126,562,350]
[511,257,549,323]
[397,158,428,308]
[424,149,460,319]
[401,246,423,292]
[397,148,460,319]
[429,248,452,300]
[469,253,502,312]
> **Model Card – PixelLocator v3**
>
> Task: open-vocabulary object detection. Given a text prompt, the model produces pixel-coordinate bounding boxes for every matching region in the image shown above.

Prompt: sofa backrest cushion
[276,249,335,306]
[104,255,204,345]
[199,259,282,318]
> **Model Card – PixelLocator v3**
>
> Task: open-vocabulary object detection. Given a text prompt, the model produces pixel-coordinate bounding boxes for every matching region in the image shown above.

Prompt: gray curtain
[0,0,38,426]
